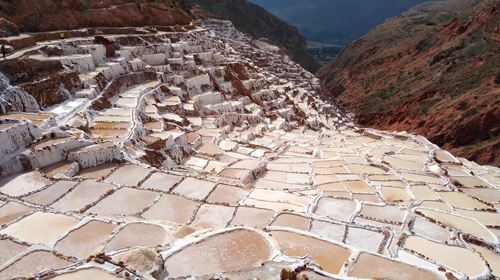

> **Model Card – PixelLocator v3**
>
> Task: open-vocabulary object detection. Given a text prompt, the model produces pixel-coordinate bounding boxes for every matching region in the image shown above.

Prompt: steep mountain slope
[317,0,500,166]
[399,0,484,17]
[247,0,443,45]
[0,0,191,33]
[188,0,321,73]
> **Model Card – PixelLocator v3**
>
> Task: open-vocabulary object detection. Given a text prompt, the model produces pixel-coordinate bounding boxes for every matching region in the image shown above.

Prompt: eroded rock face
[0,0,191,33]
[0,17,19,38]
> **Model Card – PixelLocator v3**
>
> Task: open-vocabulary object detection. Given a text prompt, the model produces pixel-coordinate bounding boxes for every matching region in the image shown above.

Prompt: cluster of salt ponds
[89,109,131,142]
[1,127,499,278]
[1,112,55,127]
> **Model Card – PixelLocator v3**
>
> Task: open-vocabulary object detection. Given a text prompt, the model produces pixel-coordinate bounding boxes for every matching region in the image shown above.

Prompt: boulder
[0,18,19,38]
[118,247,165,280]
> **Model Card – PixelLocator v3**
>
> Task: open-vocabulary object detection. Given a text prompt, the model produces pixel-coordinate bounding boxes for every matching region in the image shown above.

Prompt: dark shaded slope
[188,0,321,73]
[317,0,500,166]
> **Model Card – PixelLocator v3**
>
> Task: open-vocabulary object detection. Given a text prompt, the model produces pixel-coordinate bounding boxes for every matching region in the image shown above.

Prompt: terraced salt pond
[416,208,496,243]
[403,235,486,277]
[269,230,351,274]
[164,229,274,278]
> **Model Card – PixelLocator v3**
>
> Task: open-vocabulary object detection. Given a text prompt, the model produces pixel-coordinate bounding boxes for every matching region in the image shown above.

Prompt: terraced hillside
[0,15,499,279]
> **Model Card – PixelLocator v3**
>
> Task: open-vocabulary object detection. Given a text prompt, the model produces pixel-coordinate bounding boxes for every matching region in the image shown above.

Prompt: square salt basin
[353,194,381,203]
[144,121,163,132]
[230,159,261,169]
[287,173,309,184]
[270,213,310,231]
[85,187,160,216]
[438,191,492,210]
[103,223,168,253]
[267,163,292,172]
[141,194,199,224]
[450,176,494,188]
[183,157,208,170]
[50,180,115,212]
[229,207,276,229]
[324,191,352,199]
[260,171,287,182]
[0,212,80,244]
[0,250,74,280]
[100,109,130,117]
[269,230,351,275]
[190,204,235,228]
[204,161,227,174]
[0,239,29,267]
[411,185,440,200]
[309,220,345,242]
[219,168,249,180]
[250,189,312,205]
[314,197,358,222]
[196,143,223,155]
[381,187,411,202]
[54,220,115,260]
[459,188,500,204]
[0,202,34,227]
[90,129,128,138]
[0,171,52,197]
[23,181,77,206]
[243,198,304,212]
[172,177,216,200]
[345,227,385,253]
[39,161,75,178]
[76,162,118,180]
[252,179,307,190]
[418,201,454,212]
[105,165,152,186]
[359,204,406,224]
[206,184,249,205]
[91,122,131,131]
[343,181,375,193]
[139,172,183,192]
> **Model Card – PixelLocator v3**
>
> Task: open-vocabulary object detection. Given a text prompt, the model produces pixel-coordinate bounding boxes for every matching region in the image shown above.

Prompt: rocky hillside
[188,0,321,73]
[317,0,500,167]
[0,0,191,33]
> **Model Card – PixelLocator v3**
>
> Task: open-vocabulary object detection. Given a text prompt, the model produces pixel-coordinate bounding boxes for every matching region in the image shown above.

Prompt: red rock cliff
[0,0,191,33]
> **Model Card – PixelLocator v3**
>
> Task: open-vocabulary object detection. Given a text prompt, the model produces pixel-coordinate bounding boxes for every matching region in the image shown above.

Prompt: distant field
[307,41,336,48]
[307,41,345,65]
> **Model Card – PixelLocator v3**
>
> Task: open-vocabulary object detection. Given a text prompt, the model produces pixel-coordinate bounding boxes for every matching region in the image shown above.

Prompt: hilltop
[317,0,500,166]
